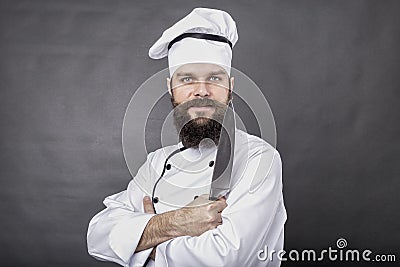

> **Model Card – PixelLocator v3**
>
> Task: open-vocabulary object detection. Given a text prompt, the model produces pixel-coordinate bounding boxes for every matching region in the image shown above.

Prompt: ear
[166,78,172,95]
[230,77,234,91]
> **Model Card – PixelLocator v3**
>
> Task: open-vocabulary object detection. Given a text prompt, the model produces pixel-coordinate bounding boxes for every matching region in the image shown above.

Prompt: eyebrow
[175,72,194,77]
[208,70,227,76]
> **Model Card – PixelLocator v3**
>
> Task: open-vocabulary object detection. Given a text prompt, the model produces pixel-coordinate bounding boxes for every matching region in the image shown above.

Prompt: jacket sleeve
[87,153,157,267]
[154,149,287,267]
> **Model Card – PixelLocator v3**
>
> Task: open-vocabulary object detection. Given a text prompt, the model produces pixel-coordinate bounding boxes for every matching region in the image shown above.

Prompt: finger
[198,194,210,200]
[215,200,228,212]
[216,197,227,209]
[219,198,228,209]
[187,196,212,207]
[143,196,155,214]
[216,196,226,202]
[216,214,223,224]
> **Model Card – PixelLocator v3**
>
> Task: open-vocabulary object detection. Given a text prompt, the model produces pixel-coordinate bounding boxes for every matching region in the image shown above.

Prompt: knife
[209,101,236,200]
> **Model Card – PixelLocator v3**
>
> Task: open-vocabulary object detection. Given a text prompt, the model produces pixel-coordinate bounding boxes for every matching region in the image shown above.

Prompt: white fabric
[87,130,287,267]
[148,8,239,76]
[168,38,232,77]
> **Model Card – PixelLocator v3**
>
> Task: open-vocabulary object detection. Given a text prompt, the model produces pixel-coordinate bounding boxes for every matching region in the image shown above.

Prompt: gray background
[1,0,399,266]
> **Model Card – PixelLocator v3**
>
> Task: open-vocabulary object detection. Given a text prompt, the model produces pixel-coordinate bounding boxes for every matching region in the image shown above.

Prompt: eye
[209,76,221,81]
[181,77,192,83]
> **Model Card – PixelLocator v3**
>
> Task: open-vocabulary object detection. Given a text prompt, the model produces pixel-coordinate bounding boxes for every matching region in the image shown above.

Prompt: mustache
[173,98,226,110]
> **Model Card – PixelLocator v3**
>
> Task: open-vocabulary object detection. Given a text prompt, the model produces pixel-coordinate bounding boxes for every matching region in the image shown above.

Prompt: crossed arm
[136,195,227,260]
[87,149,285,266]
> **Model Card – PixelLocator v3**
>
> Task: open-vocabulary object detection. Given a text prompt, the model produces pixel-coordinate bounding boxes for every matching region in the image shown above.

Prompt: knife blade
[209,101,236,200]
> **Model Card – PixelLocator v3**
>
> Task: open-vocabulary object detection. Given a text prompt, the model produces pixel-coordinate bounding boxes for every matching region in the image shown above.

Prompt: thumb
[143,196,155,214]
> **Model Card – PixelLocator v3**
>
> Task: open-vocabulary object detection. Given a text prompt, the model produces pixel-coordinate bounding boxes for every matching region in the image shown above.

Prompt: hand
[143,196,156,214]
[172,194,227,237]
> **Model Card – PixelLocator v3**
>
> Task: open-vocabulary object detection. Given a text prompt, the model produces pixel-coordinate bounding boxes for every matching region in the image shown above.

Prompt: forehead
[172,63,228,78]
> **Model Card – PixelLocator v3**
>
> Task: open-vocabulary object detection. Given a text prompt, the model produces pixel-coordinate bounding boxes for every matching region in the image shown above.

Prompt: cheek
[213,89,230,102]
[172,89,190,103]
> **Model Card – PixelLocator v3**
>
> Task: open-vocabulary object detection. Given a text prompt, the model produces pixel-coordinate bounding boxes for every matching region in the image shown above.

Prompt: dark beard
[172,97,229,148]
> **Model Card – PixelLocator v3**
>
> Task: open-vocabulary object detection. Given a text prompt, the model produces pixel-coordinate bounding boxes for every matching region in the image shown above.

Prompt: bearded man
[87,8,286,267]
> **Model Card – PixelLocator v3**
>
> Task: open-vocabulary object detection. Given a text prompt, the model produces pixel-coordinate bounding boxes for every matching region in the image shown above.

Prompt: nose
[193,82,210,97]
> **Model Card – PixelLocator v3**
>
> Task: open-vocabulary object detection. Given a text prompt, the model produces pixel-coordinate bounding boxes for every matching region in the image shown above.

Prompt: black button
[153,197,159,203]
[209,160,215,167]
[166,164,171,170]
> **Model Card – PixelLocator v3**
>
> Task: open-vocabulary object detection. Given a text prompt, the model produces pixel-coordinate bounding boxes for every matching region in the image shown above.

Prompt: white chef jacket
[87,130,287,267]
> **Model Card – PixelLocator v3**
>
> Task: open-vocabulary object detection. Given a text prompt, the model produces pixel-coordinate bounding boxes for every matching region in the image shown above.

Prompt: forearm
[135,210,182,252]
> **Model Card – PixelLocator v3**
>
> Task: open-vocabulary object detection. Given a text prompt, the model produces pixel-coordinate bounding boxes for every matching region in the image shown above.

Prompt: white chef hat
[148,8,238,76]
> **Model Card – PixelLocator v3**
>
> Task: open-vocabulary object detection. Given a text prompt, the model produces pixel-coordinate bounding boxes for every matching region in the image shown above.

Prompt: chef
[87,7,286,267]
